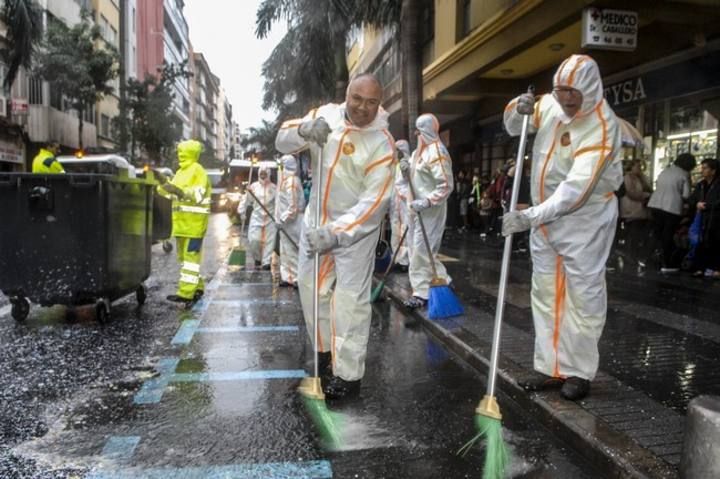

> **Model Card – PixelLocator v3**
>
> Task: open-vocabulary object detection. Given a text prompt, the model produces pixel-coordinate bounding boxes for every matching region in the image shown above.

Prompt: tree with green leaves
[240,119,279,161]
[255,0,425,146]
[0,0,43,89]
[114,62,191,166]
[34,13,118,150]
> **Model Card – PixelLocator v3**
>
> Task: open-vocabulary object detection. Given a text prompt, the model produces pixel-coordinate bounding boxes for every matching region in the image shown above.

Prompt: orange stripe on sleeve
[569,104,612,210]
[505,99,518,113]
[340,174,394,232]
[573,145,612,159]
[321,130,350,224]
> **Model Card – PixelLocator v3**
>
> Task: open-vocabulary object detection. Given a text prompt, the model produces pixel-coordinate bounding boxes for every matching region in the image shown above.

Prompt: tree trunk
[78,105,84,151]
[333,31,349,102]
[401,0,422,150]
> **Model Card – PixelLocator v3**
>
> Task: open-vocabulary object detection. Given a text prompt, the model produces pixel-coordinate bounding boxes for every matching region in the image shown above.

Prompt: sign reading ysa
[604,77,647,108]
[582,8,638,52]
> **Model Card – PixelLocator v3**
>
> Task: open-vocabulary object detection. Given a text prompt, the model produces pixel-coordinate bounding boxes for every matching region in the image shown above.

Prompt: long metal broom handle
[313,145,324,379]
[486,87,534,397]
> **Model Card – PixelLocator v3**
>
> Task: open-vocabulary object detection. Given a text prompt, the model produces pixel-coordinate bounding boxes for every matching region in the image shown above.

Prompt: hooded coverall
[408,114,454,300]
[503,54,623,381]
[159,140,211,300]
[247,169,277,267]
[277,155,305,284]
[32,148,65,174]
[275,103,395,382]
[391,140,412,267]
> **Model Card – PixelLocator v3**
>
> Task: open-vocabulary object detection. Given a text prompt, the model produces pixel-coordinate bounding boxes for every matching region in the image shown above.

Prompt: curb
[380,280,678,479]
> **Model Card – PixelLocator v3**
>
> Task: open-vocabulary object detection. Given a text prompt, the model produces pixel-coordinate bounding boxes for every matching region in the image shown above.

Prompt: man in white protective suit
[275,74,395,400]
[276,154,305,287]
[502,54,623,401]
[391,140,413,271]
[400,114,454,310]
[247,167,277,270]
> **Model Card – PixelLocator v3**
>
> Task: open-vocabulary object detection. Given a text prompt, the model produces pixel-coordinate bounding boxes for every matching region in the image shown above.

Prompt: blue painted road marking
[101,436,141,463]
[171,320,201,345]
[132,358,179,405]
[210,299,297,306]
[87,459,332,479]
[171,370,307,382]
[172,324,299,346]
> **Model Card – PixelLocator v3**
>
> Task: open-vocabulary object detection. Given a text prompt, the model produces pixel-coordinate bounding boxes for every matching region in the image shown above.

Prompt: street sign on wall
[581,8,638,52]
[11,98,29,115]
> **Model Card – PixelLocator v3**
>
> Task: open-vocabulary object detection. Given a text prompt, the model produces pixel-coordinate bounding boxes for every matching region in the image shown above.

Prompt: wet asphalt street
[0,214,600,478]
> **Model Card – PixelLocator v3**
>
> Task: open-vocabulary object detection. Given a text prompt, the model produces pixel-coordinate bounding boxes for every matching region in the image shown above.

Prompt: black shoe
[261,264,271,271]
[560,376,590,401]
[254,260,262,267]
[323,376,361,400]
[403,296,427,310]
[279,280,291,287]
[518,372,565,392]
[193,290,204,302]
[318,352,332,379]
[292,282,298,290]
[166,294,192,305]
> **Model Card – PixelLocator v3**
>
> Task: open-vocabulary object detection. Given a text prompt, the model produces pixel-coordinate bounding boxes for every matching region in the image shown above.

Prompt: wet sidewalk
[380,236,720,479]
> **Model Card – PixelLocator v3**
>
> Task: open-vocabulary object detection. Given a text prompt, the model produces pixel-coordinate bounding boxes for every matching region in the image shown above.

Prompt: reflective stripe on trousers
[176,237,205,299]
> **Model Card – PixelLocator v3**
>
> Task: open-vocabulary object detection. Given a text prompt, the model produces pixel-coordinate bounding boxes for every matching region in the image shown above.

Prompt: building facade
[215,87,233,163]
[91,0,120,151]
[192,52,218,156]
[137,0,192,138]
[0,0,99,171]
[352,0,720,184]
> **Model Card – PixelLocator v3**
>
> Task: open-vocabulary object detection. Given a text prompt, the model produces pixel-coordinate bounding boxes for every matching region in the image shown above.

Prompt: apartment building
[91,0,120,150]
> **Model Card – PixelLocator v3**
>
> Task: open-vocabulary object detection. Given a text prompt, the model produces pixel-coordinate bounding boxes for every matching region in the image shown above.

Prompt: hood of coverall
[281,155,297,174]
[258,166,271,185]
[395,140,411,160]
[416,113,441,148]
[552,54,604,121]
[177,140,203,170]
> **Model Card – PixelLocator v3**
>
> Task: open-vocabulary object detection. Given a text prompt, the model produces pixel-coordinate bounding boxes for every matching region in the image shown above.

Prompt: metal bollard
[680,395,720,478]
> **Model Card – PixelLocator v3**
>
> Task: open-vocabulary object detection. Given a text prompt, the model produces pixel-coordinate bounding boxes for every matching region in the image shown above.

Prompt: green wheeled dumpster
[0,169,157,323]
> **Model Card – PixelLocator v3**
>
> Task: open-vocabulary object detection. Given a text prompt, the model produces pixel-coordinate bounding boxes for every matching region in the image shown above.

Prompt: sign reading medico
[581,8,638,52]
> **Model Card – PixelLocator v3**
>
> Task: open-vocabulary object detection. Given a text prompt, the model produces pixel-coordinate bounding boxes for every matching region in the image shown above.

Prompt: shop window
[29,76,43,105]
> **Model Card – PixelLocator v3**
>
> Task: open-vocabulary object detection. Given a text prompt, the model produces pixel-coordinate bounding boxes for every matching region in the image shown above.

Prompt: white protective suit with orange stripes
[408,114,454,300]
[247,169,277,267]
[503,54,623,381]
[277,155,305,284]
[275,103,395,382]
[391,140,412,267]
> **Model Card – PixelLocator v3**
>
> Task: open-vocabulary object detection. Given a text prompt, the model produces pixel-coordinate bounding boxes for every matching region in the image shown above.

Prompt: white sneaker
[660,267,680,274]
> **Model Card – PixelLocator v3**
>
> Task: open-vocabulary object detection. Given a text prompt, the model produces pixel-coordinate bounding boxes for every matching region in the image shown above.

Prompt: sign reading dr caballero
[582,8,638,52]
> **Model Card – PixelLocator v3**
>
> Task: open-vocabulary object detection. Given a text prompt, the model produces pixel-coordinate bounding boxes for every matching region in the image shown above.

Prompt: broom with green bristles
[457,86,534,478]
[371,226,409,303]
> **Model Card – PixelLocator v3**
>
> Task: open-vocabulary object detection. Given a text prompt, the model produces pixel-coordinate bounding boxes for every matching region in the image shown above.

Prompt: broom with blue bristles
[406,178,464,319]
[457,86,534,479]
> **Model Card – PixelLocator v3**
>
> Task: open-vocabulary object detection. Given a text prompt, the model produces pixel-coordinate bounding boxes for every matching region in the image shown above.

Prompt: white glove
[399,159,411,179]
[502,210,532,236]
[410,198,431,212]
[468,197,475,205]
[306,226,338,255]
[516,93,535,116]
[298,118,331,146]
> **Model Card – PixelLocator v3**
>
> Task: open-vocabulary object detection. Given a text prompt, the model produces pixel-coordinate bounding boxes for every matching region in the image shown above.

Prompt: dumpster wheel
[95,299,111,324]
[162,240,173,253]
[11,297,30,322]
[136,285,147,306]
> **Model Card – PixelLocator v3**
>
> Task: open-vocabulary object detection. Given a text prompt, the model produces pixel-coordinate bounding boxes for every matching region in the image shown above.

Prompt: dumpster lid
[58,155,137,178]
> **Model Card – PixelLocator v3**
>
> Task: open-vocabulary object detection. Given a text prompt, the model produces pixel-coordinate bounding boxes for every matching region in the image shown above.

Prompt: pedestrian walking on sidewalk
[276,155,305,287]
[159,140,211,307]
[247,167,277,270]
[275,73,395,400]
[501,55,623,401]
[688,158,720,278]
[648,153,696,273]
[620,159,652,268]
[401,113,454,310]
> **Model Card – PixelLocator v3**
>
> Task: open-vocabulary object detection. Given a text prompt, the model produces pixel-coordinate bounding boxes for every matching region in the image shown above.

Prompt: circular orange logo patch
[342,142,355,155]
[560,132,571,147]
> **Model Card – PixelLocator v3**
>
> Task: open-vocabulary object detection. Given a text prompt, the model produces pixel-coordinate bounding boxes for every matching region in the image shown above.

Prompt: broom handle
[486,86,533,397]
[380,225,409,278]
[407,178,439,279]
[246,186,299,250]
[312,145,324,380]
